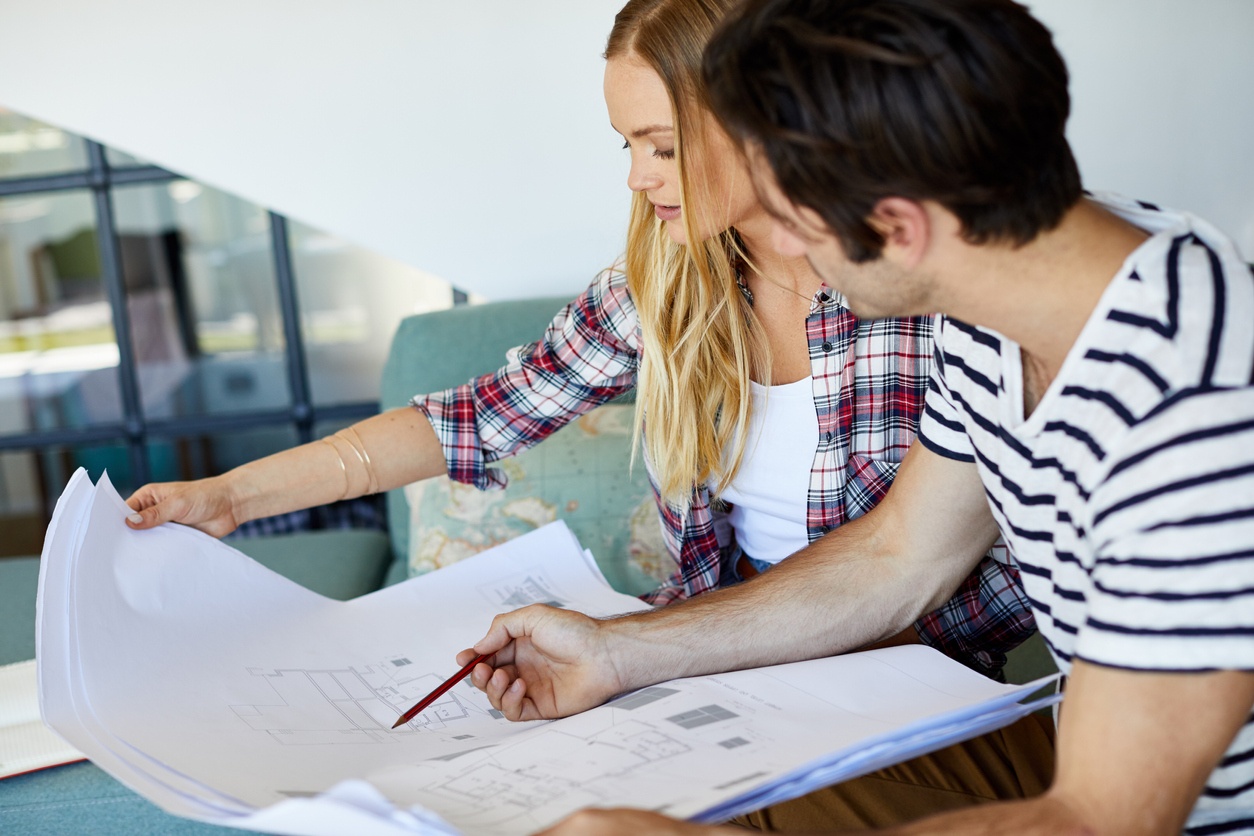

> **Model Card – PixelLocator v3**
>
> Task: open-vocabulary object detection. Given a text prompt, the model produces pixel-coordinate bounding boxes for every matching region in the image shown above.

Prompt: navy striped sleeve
[918,316,977,462]
[1078,386,1254,672]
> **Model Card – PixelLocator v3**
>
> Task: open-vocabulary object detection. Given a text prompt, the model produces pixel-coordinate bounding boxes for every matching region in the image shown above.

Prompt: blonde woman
[126,0,1032,679]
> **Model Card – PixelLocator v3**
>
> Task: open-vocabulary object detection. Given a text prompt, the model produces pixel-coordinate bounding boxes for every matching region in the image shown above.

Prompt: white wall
[0,0,1249,304]
[0,1,629,300]
[1032,0,1254,258]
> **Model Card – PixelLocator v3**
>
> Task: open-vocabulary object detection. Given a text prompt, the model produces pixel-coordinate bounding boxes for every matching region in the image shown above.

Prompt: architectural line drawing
[230,657,504,745]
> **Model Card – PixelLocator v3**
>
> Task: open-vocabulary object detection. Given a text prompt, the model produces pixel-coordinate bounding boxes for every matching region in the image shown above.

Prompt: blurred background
[0,111,477,555]
[0,0,1249,556]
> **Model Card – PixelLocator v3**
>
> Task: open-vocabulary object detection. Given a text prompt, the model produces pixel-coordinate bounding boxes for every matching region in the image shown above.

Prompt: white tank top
[718,376,818,564]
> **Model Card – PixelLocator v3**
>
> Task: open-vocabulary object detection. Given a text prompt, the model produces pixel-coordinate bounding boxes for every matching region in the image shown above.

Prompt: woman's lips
[654,204,681,222]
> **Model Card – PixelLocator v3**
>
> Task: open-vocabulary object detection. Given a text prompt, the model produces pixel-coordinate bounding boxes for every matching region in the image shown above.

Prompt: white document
[0,659,85,779]
[37,471,1057,834]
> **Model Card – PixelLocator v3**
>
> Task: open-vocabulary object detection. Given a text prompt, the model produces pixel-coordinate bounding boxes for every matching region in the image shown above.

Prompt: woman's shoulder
[581,260,636,315]
[559,260,640,347]
[593,260,630,295]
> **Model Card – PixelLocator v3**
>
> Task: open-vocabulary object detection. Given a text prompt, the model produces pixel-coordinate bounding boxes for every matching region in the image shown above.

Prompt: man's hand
[460,605,632,721]
[538,808,737,835]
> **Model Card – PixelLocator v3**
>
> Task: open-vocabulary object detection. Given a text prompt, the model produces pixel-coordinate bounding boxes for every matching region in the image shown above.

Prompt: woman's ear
[867,197,931,269]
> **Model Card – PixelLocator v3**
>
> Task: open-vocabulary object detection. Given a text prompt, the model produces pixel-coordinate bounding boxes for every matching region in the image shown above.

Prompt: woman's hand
[125,475,242,537]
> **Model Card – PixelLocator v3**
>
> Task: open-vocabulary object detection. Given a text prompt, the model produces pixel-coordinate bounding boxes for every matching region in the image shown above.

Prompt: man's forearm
[600,444,1001,691]
[602,514,959,690]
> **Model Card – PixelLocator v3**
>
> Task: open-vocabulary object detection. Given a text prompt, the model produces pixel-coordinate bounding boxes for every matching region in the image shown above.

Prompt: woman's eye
[621,140,629,150]
[653,149,675,160]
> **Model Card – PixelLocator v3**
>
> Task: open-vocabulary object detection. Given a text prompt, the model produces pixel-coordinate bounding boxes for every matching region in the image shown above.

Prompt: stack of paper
[0,659,85,779]
[37,470,1057,835]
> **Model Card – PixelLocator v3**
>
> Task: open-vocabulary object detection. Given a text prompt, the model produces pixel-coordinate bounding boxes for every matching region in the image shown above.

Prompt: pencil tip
[391,718,404,729]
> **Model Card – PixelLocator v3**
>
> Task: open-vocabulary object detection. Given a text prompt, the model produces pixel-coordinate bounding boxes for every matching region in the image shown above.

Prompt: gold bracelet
[340,426,380,496]
[320,437,350,501]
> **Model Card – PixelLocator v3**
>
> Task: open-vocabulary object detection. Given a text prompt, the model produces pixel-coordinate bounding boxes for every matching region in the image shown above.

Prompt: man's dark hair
[703,0,1083,262]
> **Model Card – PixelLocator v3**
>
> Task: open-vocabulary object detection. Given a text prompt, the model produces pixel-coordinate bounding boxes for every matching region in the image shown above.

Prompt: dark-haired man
[462,0,1254,832]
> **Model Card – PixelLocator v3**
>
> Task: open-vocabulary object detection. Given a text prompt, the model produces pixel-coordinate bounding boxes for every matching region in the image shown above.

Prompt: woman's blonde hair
[606,0,766,506]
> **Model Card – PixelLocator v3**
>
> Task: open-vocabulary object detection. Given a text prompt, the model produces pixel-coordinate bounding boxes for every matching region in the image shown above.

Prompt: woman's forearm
[226,406,448,524]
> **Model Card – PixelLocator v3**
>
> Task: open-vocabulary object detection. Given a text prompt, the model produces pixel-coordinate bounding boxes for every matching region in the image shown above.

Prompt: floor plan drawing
[230,657,506,745]
[476,572,567,610]
[364,677,786,834]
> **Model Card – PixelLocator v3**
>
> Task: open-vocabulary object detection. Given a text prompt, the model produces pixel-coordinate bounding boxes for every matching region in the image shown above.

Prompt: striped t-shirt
[918,193,1254,833]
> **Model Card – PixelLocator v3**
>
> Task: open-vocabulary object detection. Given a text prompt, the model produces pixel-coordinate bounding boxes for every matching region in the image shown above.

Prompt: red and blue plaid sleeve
[640,487,725,605]
[914,551,1035,679]
[411,268,640,491]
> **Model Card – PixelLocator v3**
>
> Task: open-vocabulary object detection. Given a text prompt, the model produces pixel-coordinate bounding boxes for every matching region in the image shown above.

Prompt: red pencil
[391,653,489,729]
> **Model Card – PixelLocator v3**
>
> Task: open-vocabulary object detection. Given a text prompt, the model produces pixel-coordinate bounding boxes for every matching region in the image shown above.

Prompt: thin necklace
[745,268,822,305]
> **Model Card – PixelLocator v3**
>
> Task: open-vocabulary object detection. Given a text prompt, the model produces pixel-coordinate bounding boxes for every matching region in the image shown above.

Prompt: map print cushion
[404,404,674,598]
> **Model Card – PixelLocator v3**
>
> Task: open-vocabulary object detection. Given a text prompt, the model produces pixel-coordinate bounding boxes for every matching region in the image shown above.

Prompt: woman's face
[603,54,760,247]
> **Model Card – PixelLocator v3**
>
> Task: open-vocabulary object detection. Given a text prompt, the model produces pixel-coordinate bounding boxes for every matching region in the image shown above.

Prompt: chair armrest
[229,529,393,601]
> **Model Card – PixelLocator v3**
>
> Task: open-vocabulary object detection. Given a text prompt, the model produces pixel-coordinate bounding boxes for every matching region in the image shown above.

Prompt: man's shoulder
[1095,196,1254,389]
[931,316,1004,388]
[1119,384,1254,457]
[1050,199,1254,440]
[1091,384,1254,524]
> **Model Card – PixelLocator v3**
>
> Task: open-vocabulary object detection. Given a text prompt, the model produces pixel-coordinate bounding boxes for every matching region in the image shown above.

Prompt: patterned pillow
[404,404,675,598]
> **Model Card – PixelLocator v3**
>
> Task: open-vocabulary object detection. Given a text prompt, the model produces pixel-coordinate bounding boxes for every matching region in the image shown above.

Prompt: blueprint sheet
[37,471,1057,835]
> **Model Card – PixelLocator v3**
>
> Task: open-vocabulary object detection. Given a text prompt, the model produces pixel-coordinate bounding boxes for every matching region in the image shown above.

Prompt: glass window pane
[0,191,125,436]
[289,220,460,406]
[0,109,88,180]
[221,419,385,538]
[106,147,152,168]
[0,425,303,556]
[0,447,54,557]
[61,427,298,495]
[200,424,298,474]
[112,181,291,420]
[0,443,131,557]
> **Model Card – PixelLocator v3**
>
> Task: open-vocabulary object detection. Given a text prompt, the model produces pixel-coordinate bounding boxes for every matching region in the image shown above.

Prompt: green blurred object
[45,227,102,280]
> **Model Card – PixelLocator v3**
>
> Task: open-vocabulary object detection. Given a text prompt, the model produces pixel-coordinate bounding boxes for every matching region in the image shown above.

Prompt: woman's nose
[626,159,663,193]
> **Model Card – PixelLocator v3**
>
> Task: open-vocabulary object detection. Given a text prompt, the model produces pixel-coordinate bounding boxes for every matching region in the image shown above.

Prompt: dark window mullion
[85,140,149,485]
[268,212,314,445]
[0,424,130,452]
[143,400,375,440]
[0,171,92,197]
[103,165,179,187]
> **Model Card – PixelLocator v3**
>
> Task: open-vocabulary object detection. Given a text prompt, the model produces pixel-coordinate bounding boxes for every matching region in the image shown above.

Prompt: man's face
[746,147,929,320]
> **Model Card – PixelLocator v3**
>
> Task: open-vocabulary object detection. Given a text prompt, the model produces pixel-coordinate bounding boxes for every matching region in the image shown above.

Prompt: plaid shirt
[413,268,1034,676]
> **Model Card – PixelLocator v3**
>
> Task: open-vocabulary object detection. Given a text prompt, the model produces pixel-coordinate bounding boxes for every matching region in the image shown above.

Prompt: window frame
[0,137,459,525]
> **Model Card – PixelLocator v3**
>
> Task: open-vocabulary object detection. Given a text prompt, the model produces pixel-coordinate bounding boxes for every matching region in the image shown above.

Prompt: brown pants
[731,713,1056,831]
